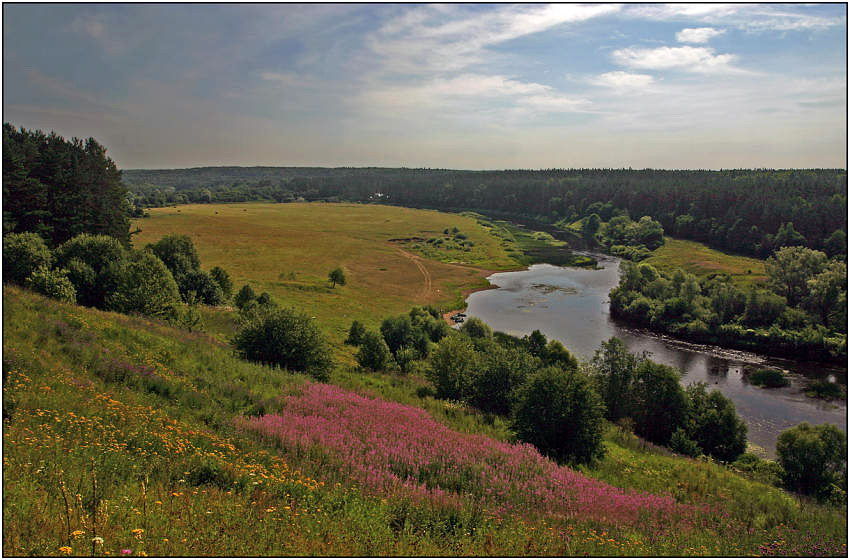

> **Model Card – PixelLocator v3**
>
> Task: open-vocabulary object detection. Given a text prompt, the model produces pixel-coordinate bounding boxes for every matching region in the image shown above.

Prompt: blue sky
[3,3,846,169]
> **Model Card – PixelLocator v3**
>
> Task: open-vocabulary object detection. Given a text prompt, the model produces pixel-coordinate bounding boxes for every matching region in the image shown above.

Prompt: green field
[133,203,520,346]
[644,237,767,287]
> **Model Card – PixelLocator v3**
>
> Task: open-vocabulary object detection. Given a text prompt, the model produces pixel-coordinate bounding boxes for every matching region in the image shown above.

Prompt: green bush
[25,266,76,303]
[181,270,225,305]
[345,320,366,345]
[669,428,701,457]
[732,453,784,487]
[630,361,688,446]
[55,233,127,307]
[147,234,201,278]
[685,383,747,462]
[105,250,181,317]
[233,307,333,381]
[747,368,790,388]
[427,335,479,401]
[777,422,846,500]
[394,346,419,373]
[805,379,845,400]
[513,366,605,465]
[3,232,52,285]
[234,284,257,309]
[468,341,536,416]
[209,266,233,298]
[356,330,393,371]
[459,317,492,339]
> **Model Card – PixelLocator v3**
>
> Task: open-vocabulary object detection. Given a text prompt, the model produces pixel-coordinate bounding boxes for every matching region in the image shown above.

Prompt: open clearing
[133,203,519,345]
[644,237,767,287]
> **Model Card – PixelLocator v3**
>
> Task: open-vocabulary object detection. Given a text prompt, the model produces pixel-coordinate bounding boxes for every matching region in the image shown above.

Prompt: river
[465,255,847,457]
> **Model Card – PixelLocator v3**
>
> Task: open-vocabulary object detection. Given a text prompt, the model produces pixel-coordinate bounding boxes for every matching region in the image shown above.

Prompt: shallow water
[465,256,847,457]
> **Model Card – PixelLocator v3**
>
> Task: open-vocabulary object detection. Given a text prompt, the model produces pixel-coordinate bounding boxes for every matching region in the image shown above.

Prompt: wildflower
[58,546,73,554]
[92,537,104,546]
[70,530,85,538]
[121,549,132,555]
[131,528,144,538]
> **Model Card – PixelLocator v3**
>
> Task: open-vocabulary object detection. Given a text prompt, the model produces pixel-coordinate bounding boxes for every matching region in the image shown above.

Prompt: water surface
[465,256,846,456]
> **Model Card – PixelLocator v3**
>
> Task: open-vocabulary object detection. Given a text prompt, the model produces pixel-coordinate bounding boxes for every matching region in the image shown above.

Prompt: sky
[3,3,847,170]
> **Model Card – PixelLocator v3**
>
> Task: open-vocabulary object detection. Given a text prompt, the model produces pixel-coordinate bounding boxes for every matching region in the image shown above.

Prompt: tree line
[124,166,847,258]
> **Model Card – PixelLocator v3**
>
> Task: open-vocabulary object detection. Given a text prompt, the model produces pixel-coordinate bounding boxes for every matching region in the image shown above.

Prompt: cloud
[361,74,588,115]
[369,4,621,73]
[611,46,747,74]
[624,4,843,32]
[590,71,655,90]
[676,27,725,43]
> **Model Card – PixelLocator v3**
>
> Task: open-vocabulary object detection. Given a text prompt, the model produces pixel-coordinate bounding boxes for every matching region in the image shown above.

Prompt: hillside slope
[3,286,846,556]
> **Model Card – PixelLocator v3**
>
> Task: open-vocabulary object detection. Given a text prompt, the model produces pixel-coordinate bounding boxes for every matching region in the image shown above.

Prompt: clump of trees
[3,231,233,330]
[328,267,346,288]
[4,123,130,245]
[610,249,847,361]
[588,338,747,462]
[777,423,846,502]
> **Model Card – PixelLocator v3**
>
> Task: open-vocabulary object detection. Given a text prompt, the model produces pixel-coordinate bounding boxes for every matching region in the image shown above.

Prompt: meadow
[643,237,767,287]
[132,203,520,347]
[4,286,846,556]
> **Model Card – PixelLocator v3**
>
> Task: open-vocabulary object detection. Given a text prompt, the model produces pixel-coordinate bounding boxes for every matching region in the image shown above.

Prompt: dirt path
[395,247,433,299]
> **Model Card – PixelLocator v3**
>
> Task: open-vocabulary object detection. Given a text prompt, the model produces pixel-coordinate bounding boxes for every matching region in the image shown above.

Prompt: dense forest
[125,166,847,258]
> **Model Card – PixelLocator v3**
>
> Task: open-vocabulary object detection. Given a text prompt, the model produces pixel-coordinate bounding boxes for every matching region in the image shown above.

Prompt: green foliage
[823,229,847,259]
[234,284,257,309]
[581,213,600,240]
[804,261,847,330]
[765,246,828,308]
[55,233,126,307]
[393,346,419,373]
[233,307,332,381]
[356,330,393,371]
[541,339,578,370]
[459,316,492,339]
[328,267,346,288]
[380,315,419,356]
[209,266,233,298]
[630,361,688,446]
[427,335,479,401]
[742,289,787,327]
[684,383,747,463]
[3,123,130,245]
[804,379,845,400]
[180,270,225,305]
[669,428,701,457]
[777,423,847,500]
[512,366,605,465]
[345,320,367,345]
[732,453,784,487]
[147,234,201,279]
[3,232,52,284]
[105,250,182,317]
[468,340,537,416]
[747,369,790,388]
[589,337,641,421]
[24,266,76,303]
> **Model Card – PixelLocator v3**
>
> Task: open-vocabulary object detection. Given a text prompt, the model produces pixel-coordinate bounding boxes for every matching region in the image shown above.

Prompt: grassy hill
[4,286,846,556]
[644,237,767,287]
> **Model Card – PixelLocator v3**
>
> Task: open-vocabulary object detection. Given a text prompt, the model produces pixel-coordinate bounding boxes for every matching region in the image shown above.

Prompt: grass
[644,237,767,287]
[4,286,847,556]
[132,203,519,347]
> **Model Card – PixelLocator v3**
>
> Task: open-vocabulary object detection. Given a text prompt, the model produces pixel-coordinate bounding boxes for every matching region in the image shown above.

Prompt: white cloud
[676,27,725,43]
[612,46,747,74]
[624,4,843,32]
[369,4,621,73]
[590,71,655,90]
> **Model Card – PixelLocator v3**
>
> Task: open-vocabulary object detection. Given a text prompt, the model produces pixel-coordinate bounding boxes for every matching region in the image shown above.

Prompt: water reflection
[465,259,847,457]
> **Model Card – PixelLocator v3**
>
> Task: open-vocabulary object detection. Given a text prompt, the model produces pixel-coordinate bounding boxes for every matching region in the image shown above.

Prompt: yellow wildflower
[58,546,73,554]
[131,528,144,537]
[70,530,85,538]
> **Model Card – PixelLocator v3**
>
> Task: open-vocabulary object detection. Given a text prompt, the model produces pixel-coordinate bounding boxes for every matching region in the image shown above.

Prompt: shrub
[3,232,52,284]
[427,335,479,401]
[589,337,642,422]
[147,234,200,279]
[630,361,688,446]
[345,320,367,345]
[233,307,333,381]
[732,453,784,487]
[209,266,233,298]
[669,428,701,457]
[105,250,181,317]
[747,368,790,388]
[777,422,846,500]
[380,315,416,355]
[805,379,845,400]
[328,267,346,288]
[55,233,127,307]
[234,284,257,309]
[394,346,419,373]
[25,266,76,303]
[459,316,492,339]
[180,270,224,305]
[469,342,536,416]
[512,366,605,465]
[684,383,747,462]
[356,331,392,371]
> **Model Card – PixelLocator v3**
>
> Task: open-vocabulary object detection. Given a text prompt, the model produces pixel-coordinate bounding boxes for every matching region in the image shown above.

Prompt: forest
[124,166,847,258]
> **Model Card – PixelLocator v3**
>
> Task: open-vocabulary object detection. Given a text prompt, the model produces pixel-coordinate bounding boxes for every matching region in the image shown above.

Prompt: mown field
[4,286,846,557]
[644,237,767,287]
[132,203,520,347]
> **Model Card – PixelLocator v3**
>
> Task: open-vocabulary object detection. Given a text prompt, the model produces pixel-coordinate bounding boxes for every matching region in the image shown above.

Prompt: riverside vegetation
[3,124,847,556]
